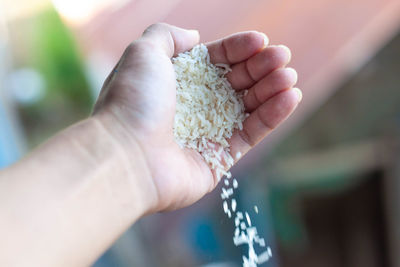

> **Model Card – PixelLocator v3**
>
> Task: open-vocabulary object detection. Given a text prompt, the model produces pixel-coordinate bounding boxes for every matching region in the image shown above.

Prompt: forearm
[0,117,153,267]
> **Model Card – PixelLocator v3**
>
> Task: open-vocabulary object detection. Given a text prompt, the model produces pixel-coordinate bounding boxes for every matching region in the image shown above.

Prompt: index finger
[228,87,302,165]
[205,31,268,64]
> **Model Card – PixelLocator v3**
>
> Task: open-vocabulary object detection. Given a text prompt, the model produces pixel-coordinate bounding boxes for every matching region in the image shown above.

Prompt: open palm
[93,23,301,213]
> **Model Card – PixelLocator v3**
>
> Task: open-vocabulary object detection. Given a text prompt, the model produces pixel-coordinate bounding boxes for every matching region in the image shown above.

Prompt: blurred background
[1,0,400,266]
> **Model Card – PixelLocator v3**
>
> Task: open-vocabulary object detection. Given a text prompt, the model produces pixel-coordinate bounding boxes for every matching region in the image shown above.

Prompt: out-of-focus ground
[1,0,400,266]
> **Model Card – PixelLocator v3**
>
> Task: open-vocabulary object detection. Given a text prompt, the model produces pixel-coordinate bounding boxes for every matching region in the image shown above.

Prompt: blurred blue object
[186,216,222,260]
[0,100,23,168]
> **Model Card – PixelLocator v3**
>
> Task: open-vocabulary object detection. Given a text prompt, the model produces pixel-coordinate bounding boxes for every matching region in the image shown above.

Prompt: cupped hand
[93,23,301,214]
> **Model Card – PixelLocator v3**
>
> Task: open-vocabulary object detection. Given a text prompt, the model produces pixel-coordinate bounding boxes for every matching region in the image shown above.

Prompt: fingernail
[293,88,303,102]
[188,29,199,35]
[258,32,269,48]
[278,45,292,60]
[286,67,298,83]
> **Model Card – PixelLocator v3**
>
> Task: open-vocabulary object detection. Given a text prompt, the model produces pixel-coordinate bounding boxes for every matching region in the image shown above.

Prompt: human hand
[93,23,301,214]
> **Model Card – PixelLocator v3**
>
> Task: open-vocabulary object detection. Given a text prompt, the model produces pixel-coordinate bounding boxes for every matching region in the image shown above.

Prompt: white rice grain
[172,44,246,181]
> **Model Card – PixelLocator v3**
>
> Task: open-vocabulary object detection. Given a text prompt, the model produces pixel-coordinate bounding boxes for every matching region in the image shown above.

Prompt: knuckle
[143,23,166,35]
[242,31,262,44]
[125,40,155,56]
[125,41,136,53]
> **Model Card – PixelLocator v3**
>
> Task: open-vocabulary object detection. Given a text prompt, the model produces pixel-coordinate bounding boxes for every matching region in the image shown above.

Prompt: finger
[93,55,126,114]
[228,88,302,162]
[100,56,124,92]
[244,67,298,112]
[141,23,200,58]
[100,23,199,90]
[206,31,268,64]
[227,45,292,90]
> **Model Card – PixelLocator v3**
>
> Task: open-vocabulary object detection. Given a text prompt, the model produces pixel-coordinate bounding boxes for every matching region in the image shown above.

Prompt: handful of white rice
[172,43,271,267]
[172,44,246,179]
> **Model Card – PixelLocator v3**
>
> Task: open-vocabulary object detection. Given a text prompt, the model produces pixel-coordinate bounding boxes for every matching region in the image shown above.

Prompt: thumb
[141,23,200,58]
[101,23,199,89]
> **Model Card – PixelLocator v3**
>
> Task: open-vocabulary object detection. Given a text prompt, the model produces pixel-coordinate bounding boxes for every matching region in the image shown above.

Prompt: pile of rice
[172,43,271,267]
[172,44,246,179]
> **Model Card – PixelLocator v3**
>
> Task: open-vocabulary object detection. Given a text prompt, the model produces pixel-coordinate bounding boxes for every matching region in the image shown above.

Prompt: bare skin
[0,23,301,266]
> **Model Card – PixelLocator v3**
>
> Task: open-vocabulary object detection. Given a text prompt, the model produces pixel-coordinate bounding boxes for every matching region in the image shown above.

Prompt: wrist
[88,113,158,216]
[0,115,157,266]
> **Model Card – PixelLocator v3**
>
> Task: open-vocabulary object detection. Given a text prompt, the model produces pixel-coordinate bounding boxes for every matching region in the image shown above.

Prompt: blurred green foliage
[31,8,92,109]
[11,7,93,147]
